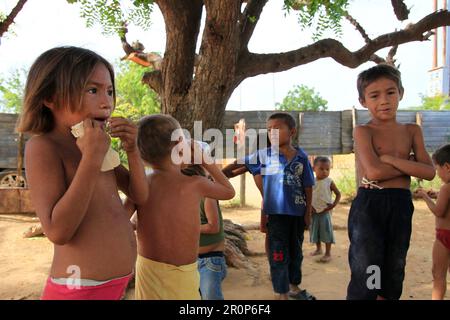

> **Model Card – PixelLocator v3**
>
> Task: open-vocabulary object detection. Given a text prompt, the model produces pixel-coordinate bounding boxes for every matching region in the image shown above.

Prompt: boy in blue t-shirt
[223,112,315,300]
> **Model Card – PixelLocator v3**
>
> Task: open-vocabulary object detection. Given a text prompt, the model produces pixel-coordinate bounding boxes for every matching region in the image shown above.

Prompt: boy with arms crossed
[347,64,435,300]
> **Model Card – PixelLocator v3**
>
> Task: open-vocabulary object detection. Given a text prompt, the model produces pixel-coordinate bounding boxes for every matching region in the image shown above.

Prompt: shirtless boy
[347,64,435,300]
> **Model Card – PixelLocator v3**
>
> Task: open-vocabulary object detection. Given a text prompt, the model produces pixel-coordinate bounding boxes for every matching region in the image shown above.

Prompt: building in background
[428,0,450,97]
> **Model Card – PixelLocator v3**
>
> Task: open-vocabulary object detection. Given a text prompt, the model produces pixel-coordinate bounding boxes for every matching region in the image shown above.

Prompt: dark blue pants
[347,188,414,300]
[267,214,305,294]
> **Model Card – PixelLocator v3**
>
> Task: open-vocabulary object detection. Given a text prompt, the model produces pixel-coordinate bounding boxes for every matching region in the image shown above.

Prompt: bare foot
[310,250,322,256]
[318,255,331,263]
[274,293,289,300]
[23,224,44,238]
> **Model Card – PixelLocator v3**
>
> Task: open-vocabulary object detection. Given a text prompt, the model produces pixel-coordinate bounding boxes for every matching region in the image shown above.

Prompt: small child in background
[309,157,341,263]
[418,144,450,300]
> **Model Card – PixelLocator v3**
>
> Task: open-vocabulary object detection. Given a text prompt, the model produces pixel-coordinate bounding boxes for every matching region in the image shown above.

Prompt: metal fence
[224,109,450,155]
[1,110,450,169]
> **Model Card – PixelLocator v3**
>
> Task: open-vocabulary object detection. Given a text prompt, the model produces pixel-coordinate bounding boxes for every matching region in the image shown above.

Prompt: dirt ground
[0,199,444,300]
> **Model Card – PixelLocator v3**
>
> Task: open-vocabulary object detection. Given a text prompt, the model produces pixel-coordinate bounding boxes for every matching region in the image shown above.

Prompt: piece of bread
[101,147,121,172]
[71,121,85,138]
[70,121,121,171]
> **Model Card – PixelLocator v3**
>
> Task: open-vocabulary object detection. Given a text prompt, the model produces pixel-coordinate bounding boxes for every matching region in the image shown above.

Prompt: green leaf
[67,0,154,36]
[0,67,27,113]
[284,0,350,40]
[111,60,161,165]
[248,15,257,23]
[419,94,450,110]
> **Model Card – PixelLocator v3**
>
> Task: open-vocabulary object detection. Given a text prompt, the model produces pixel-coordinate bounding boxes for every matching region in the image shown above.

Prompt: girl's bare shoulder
[26,134,59,155]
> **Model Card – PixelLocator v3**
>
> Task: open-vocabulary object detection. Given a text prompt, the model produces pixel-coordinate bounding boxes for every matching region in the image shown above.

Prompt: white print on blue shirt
[243,147,314,216]
[259,150,282,176]
[285,161,306,206]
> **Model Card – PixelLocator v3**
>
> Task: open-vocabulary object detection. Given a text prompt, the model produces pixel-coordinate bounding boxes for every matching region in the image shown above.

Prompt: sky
[0,0,441,111]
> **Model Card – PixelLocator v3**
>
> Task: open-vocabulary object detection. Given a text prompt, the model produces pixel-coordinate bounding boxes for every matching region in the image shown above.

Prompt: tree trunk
[156,0,242,131]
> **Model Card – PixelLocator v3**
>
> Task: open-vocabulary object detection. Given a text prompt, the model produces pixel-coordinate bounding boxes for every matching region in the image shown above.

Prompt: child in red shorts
[418,144,450,300]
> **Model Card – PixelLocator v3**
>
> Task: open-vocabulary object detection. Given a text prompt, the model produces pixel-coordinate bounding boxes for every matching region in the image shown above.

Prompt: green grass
[334,169,357,202]
[221,197,243,209]
[410,176,442,192]
[334,169,442,202]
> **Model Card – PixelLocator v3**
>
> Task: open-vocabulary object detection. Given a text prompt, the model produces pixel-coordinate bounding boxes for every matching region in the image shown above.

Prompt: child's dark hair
[181,165,206,177]
[432,144,450,166]
[137,114,181,165]
[357,64,404,101]
[17,46,116,134]
[313,156,331,167]
[267,112,296,130]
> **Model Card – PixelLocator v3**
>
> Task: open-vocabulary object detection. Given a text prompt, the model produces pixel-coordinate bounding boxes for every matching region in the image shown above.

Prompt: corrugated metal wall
[0,113,22,169]
[1,110,450,169]
[223,109,450,155]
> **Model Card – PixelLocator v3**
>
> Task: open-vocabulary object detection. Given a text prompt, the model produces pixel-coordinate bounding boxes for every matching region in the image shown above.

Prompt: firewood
[224,238,249,269]
[223,220,257,268]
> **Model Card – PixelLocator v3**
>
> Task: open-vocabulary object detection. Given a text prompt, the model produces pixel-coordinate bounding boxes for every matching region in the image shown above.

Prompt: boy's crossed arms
[355,123,435,187]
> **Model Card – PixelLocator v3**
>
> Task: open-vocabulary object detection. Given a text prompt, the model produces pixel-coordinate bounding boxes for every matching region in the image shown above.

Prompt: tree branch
[368,45,399,67]
[370,54,386,64]
[119,23,134,56]
[391,0,409,21]
[239,0,268,52]
[142,70,162,94]
[118,23,163,70]
[386,45,399,66]
[0,0,28,38]
[345,12,371,44]
[239,10,450,78]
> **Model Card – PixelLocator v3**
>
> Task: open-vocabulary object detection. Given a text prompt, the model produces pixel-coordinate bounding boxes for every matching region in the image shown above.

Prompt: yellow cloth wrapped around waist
[135,255,200,300]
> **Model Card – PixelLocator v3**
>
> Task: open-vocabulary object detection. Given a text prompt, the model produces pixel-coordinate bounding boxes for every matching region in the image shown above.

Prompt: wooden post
[415,112,424,188]
[416,111,423,127]
[433,0,438,68]
[16,133,24,187]
[235,119,246,207]
[443,0,447,67]
[240,172,246,207]
[296,112,304,148]
[352,107,360,189]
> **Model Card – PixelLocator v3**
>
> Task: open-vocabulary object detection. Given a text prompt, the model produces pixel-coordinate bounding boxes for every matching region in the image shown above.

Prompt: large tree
[276,84,328,112]
[7,0,450,130]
